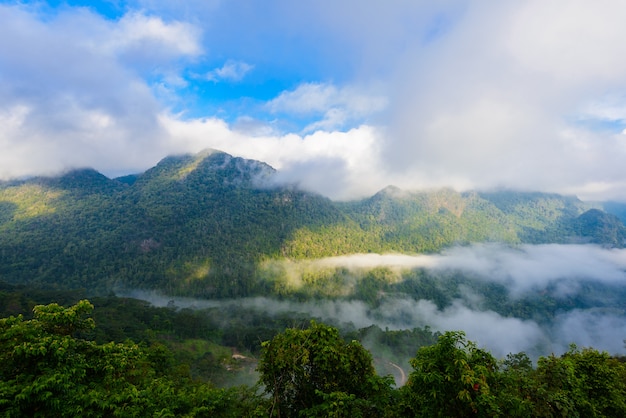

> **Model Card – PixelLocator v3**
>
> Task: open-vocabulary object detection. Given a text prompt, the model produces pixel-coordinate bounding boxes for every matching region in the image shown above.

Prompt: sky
[2,0,626,201]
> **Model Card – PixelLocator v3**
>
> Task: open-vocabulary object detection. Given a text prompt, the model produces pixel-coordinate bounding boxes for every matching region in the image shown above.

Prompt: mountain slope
[0,150,344,296]
[0,150,624,297]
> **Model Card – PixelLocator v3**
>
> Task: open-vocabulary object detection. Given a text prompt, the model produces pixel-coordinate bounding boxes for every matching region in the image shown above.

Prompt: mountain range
[1,149,625,297]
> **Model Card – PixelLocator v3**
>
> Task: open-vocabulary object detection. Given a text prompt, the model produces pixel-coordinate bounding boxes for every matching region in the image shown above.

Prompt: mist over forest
[2,152,626,417]
[2,149,626,363]
[4,2,626,415]
[123,242,626,360]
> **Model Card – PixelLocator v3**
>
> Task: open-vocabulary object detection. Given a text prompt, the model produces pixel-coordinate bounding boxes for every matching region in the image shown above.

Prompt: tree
[257,320,393,417]
[564,347,626,417]
[494,352,535,417]
[0,300,99,415]
[529,346,626,418]
[0,300,262,417]
[400,331,499,417]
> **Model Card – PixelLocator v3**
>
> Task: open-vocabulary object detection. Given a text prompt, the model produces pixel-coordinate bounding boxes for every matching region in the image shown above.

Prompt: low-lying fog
[124,243,626,360]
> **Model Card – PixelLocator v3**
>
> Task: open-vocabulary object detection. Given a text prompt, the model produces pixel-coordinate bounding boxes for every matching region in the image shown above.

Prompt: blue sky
[2,1,626,201]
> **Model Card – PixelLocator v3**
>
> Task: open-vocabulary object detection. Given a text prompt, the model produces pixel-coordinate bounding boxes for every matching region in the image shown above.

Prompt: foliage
[1,150,624,298]
[0,300,262,417]
[528,346,626,417]
[257,321,394,417]
[400,331,500,417]
[1,300,626,417]
[0,285,440,386]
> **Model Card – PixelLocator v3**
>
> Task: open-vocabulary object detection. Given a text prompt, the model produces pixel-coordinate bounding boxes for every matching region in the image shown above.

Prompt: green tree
[564,347,626,417]
[530,346,626,418]
[0,300,262,417]
[400,331,499,417]
[257,321,393,417]
[494,352,535,417]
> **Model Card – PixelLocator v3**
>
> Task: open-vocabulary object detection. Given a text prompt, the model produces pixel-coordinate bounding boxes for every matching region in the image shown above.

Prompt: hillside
[1,149,625,297]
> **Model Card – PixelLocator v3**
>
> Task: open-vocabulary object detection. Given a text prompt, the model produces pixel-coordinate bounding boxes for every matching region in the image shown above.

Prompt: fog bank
[123,243,626,359]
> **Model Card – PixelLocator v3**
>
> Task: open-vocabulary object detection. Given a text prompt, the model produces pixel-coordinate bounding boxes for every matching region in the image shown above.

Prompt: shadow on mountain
[0,151,344,297]
[0,201,17,225]
[1,150,625,298]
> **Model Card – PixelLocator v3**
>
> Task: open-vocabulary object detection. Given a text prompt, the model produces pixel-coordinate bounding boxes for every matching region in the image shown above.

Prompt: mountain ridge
[1,149,624,297]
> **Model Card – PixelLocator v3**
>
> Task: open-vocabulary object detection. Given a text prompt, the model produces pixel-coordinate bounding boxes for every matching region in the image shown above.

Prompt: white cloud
[268,83,338,114]
[552,310,626,354]
[504,0,626,85]
[127,289,626,359]
[112,12,202,58]
[267,82,388,133]
[205,60,254,82]
[580,94,626,124]
[433,244,626,296]
[3,2,626,202]
[158,114,388,200]
[277,244,626,298]
[382,1,626,201]
[126,241,626,358]
[384,299,546,358]
[0,4,200,179]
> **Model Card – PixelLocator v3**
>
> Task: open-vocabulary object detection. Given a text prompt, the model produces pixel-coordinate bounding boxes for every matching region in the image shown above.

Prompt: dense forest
[1,297,625,417]
[1,149,625,297]
[2,149,626,415]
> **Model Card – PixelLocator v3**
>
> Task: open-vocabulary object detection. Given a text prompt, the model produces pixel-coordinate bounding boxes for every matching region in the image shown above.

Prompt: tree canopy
[258,320,394,417]
[2,300,626,417]
[0,300,261,417]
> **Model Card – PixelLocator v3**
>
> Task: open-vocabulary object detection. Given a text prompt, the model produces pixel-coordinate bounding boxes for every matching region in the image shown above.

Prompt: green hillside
[0,150,624,297]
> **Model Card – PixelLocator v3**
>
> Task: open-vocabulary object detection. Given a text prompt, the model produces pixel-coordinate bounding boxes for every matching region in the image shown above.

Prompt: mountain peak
[137,149,276,189]
[374,185,411,199]
[38,168,124,196]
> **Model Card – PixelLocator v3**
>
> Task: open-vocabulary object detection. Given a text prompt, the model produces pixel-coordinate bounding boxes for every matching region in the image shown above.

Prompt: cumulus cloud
[266,82,387,132]
[580,94,626,126]
[267,83,387,115]
[112,12,202,59]
[0,4,200,178]
[159,114,389,199]
[205,60,254,82]
[166,0,626,201]
[3,1,626,202]
[384,0,626,201]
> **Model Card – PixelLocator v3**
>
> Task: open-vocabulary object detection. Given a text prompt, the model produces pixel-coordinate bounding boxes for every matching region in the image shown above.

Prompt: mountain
[601,201,626,224]
[570,208,626,246]
[1,150,624,297]
[0,150,344,296]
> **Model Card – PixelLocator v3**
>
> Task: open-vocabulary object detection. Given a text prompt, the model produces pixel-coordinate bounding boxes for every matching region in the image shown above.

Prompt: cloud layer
[125,243,626,359]
[0,4,197,178]
[2,2,626,201]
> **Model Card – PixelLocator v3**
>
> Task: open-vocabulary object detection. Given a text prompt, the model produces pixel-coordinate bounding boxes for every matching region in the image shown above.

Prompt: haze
[126,243,626,359]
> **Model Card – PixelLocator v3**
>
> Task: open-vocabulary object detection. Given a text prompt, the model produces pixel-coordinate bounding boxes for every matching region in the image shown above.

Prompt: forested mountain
[2,150,626,416]
[1,149,625,297]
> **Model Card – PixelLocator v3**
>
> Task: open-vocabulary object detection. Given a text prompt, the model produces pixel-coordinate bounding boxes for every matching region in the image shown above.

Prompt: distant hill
[1,149,624,297]
[602,201,626,224]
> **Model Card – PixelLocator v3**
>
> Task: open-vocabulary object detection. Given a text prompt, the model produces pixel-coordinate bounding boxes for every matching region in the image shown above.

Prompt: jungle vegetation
[1,299,625,417]
[1,150,625,297]
[2,150,626,415]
